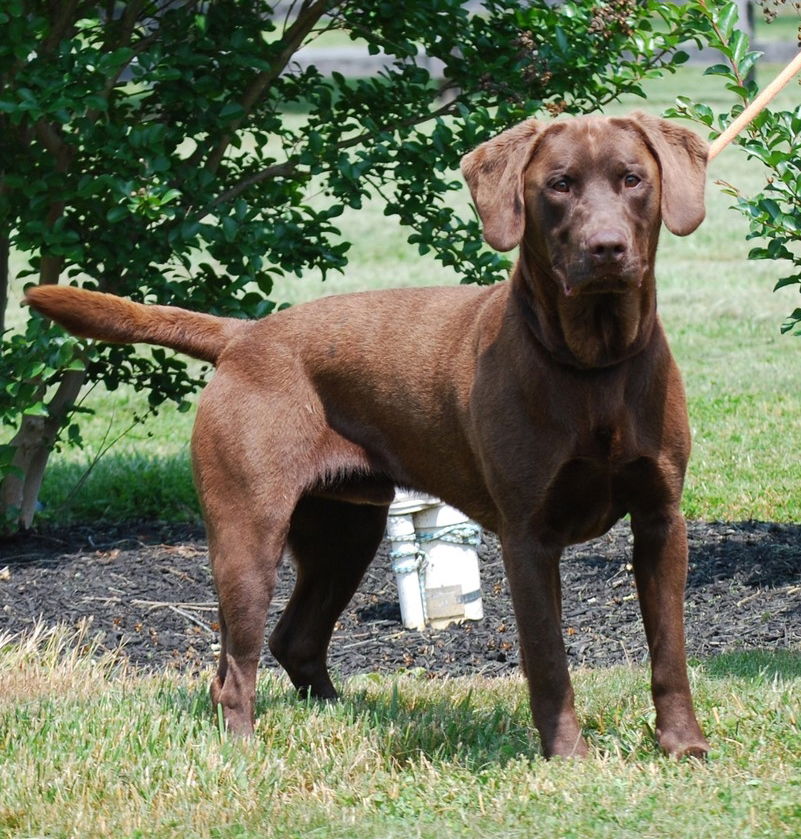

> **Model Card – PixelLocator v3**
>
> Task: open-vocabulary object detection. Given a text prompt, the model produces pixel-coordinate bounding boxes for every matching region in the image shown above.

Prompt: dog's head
[461,112,708,298]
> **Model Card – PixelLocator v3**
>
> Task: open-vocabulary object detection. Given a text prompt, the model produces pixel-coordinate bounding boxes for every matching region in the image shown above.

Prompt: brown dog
[26,111,710,759]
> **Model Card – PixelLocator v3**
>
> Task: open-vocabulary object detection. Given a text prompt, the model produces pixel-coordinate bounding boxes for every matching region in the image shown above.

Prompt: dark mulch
[1,520,799,679]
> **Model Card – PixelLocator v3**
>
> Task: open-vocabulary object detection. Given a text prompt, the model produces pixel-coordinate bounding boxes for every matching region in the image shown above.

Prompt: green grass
[0,626,799,838]
[4,62,801,525]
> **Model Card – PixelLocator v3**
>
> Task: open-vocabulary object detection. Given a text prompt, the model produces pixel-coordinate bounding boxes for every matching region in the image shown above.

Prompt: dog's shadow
[169,677,536,765]
[258,679,537,768]
[337,684,537,768]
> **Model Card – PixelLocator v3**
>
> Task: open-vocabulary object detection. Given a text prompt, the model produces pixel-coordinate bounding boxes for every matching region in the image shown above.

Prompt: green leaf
[729,30,748,65]
[704,63,734,78]
[773,275,799,291]
[106,206,129,223]
[717,2,739,40]
[23,401,49,418]
[219,102,245,121]
[758,198,782,221]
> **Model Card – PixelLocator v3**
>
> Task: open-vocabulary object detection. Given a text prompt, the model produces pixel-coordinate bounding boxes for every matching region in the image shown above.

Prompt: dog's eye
[623,173,641,188]
[551,178,570,193]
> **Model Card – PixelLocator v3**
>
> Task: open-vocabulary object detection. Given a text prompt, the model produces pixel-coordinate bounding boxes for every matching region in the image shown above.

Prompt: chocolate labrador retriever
[26,111,710,759]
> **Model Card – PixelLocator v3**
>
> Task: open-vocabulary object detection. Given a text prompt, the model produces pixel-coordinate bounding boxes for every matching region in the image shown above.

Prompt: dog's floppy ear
[629,111,708,236]
[460,119,543,252]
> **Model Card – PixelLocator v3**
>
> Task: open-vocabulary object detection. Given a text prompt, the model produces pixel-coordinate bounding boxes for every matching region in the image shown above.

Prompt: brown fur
[26,111,710,759]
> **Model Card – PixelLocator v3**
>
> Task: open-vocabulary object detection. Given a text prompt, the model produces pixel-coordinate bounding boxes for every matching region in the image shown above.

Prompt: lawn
[0,626,799,838]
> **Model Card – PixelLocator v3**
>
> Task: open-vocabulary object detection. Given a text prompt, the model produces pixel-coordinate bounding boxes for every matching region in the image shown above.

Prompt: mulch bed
[1,520,799,679]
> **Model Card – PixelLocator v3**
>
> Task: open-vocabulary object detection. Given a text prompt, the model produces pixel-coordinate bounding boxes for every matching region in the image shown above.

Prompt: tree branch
[202,161,298,214]
[203,0,333,175]
[0,232,9,337]
[195,95,459,219]
[697,0,748,90]
[40,0,82,56]
[31,119,75,285]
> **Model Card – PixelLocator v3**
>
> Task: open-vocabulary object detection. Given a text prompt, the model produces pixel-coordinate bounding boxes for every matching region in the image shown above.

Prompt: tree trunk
[0,232,8,337]
[1,368,86,529]
[0,236,75,530]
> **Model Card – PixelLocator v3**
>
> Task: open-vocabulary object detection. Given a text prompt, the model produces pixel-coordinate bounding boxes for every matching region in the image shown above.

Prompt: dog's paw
[658,728,710,761]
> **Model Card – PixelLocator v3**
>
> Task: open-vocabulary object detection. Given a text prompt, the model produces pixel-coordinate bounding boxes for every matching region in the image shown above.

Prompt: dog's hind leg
[193,373,311,736]
[194,356,387,730]
[206,509,293,736]
[268,495,389,700]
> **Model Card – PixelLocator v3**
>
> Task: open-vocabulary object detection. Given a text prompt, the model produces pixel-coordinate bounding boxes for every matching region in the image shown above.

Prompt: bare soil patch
[1,520,799,679]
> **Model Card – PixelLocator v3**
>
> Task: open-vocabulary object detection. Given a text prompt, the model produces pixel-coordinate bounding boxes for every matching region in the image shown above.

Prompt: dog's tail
[24,285,247,364]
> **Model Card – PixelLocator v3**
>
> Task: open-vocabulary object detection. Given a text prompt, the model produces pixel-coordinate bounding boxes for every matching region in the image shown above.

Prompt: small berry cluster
[588,0,637,38]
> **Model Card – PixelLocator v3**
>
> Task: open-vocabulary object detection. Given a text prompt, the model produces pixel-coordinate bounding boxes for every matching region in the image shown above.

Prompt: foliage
[0,1,705,527]
[669,0,801,334]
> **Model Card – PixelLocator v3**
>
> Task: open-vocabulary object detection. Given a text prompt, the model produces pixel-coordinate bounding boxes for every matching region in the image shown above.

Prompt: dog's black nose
[588,230,627,264]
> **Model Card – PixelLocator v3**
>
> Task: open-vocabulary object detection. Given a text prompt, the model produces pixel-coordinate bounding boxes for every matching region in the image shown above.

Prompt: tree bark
[1,369,86,529]
[0,232,8,337]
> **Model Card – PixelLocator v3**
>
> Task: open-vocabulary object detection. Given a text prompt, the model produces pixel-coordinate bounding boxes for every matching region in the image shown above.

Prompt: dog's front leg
[630,508,710,758]
[501,532,589,759]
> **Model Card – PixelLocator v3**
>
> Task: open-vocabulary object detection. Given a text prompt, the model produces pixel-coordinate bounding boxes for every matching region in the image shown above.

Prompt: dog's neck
[513,258,658,370]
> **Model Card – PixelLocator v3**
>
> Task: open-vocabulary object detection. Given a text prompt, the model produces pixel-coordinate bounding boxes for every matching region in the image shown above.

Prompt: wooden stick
[708,50,801,161]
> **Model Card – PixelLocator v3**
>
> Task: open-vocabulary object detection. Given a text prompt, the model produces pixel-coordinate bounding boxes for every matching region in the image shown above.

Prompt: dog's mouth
[558,269,643,298]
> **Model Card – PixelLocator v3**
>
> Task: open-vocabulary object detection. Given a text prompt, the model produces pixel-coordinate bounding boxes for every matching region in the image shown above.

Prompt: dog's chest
[542,417,646,544]
[580,421,624,461]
